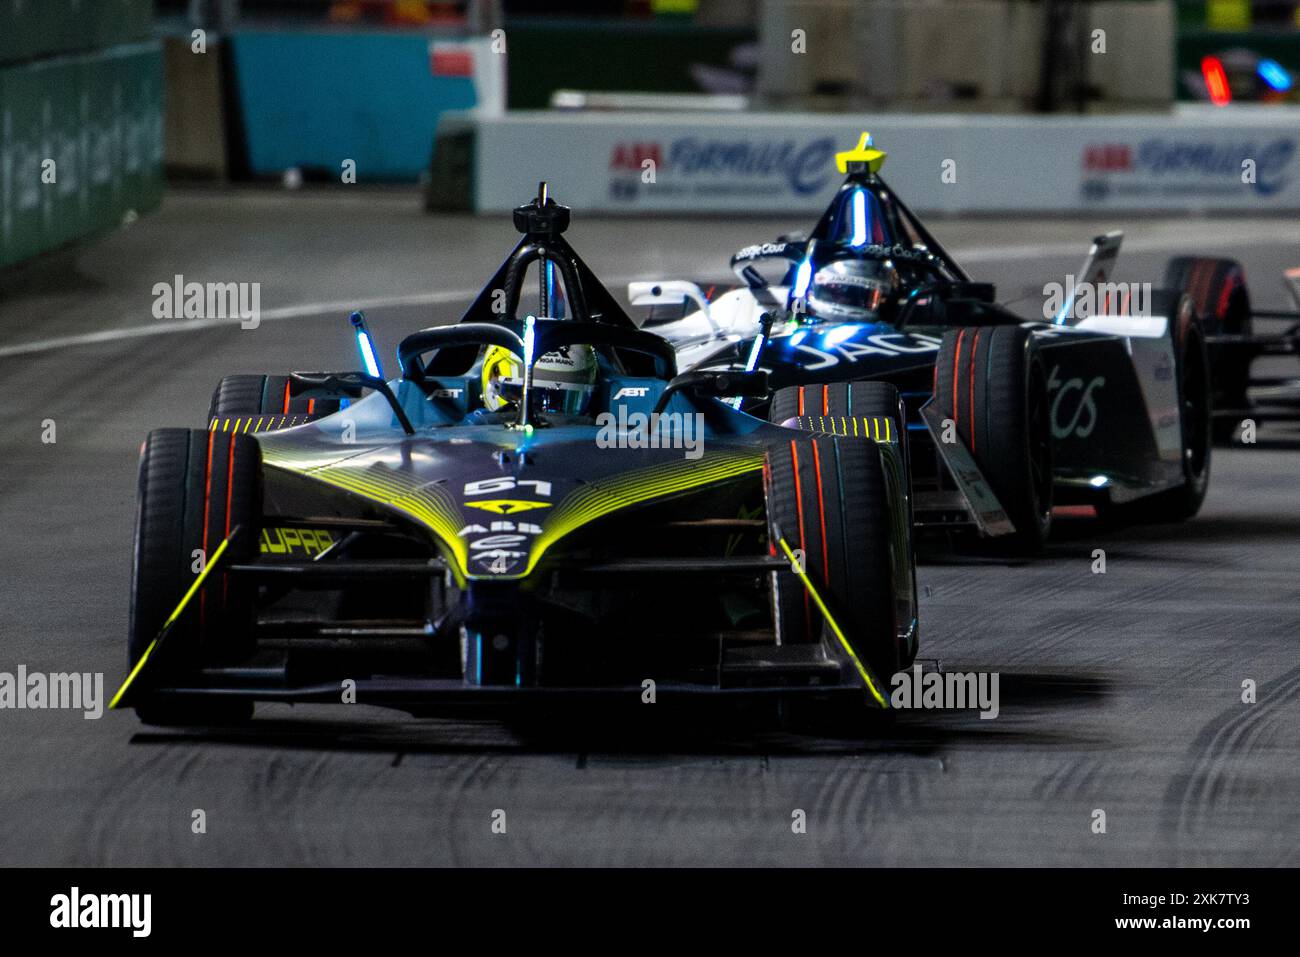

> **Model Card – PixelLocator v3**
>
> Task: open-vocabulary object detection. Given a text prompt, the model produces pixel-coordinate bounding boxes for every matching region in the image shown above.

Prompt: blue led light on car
[1258,58,1293,92]
[350,310,382,378]
[850,189,868,247]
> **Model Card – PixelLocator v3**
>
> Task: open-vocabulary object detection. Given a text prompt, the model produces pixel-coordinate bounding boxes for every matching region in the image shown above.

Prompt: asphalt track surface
[2,190,1299,866]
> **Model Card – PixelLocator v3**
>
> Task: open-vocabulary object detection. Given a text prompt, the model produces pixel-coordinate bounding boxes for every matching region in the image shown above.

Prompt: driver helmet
[805,256,897,324]
[481,343,598,415]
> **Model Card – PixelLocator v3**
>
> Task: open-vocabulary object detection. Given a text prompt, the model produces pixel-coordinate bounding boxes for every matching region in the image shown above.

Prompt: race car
[631,133,1213,553]
[1159,257,1300,443]
[111,186,918,727]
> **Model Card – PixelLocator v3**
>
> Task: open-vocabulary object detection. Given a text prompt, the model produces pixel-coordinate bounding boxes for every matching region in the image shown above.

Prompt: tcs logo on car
[1048,365,1105,439]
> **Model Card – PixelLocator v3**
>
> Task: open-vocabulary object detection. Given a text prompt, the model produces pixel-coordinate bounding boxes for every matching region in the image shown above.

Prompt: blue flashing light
[850,189,868,247]
[356,331,381,378]
[350,310,383,378]
[1259,58,1292,92]
[823,323,860,348]
[727,332,768,410]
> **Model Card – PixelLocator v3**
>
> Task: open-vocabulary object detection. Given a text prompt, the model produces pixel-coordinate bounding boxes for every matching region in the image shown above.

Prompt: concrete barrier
[434,105,1300,215]
[163,35,228,180]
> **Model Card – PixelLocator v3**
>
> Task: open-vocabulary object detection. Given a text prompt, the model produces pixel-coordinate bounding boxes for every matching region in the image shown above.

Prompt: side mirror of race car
[942,281,997,303]
[627,280,712,320]
[652,368,770,415]
[290,370,416,435]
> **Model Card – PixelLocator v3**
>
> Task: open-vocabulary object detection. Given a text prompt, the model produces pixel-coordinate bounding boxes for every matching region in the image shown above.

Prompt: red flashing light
[1202,56,1231,107]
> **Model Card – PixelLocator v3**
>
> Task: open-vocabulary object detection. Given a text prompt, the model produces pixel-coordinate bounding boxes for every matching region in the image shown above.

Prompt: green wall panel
[1,42,162,268]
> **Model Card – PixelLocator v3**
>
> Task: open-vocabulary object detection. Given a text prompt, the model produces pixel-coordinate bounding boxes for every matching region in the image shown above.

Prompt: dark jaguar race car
[634,133,1214,552]
[111,187,918,726]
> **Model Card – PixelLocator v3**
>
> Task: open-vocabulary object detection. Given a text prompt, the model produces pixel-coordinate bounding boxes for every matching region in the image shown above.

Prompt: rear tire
[934,325,1053,554]
[208,374,341,431]
[1163,257,1252,442]
[129,428,262,726]
[765,433,903,684]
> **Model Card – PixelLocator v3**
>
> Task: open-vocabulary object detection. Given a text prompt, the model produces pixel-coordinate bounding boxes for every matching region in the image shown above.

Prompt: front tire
[129,428,262,725]
[934,325,1053,554]
[765,432,904,683]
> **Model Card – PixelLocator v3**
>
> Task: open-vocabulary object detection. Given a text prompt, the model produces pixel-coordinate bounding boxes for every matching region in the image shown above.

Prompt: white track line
[3,227,1297,359]
[0,289,479,359]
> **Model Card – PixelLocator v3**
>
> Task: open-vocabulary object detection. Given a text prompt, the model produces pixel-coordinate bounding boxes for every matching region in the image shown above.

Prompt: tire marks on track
[1161,662,1300,865]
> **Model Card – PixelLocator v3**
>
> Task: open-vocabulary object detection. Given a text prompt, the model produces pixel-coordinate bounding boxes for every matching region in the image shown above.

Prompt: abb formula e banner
[460,105,1300,215]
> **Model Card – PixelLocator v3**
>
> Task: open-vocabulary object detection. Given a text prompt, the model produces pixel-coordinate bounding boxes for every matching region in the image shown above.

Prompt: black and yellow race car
[112,187,918,727]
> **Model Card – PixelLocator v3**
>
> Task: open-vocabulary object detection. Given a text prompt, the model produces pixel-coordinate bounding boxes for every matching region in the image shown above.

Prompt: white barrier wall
[462,106,1300,214]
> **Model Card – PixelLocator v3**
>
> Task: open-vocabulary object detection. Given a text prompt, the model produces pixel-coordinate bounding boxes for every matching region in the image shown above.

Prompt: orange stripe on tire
[201,430,215,628]
[282,380,291,414]
[968,329,981,454]
[811,439,829,582]
[951,329,966,422]
[223,433,236,607]
[789,439,811,641]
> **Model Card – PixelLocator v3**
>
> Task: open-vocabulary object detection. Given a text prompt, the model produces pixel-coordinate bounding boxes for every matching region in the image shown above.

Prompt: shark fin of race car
[1055,231,1124,325]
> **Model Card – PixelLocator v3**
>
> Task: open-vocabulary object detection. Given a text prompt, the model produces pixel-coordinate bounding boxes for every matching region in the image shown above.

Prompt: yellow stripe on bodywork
[774,534,888,709]
[263,446,765,581]
[109,536,234,710]
[521,448,765,577]
[301,463,471,580]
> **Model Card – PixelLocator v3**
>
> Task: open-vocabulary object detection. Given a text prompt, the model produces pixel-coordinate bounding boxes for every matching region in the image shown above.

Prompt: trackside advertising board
[463,106,1300,215]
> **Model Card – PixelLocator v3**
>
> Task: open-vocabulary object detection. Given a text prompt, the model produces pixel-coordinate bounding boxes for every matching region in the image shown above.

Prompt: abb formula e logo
[609,137,837,197]
[1082,137,1296,197]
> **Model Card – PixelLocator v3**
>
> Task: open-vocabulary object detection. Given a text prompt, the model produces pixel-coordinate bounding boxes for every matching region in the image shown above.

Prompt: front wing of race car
[110,449,893,718]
